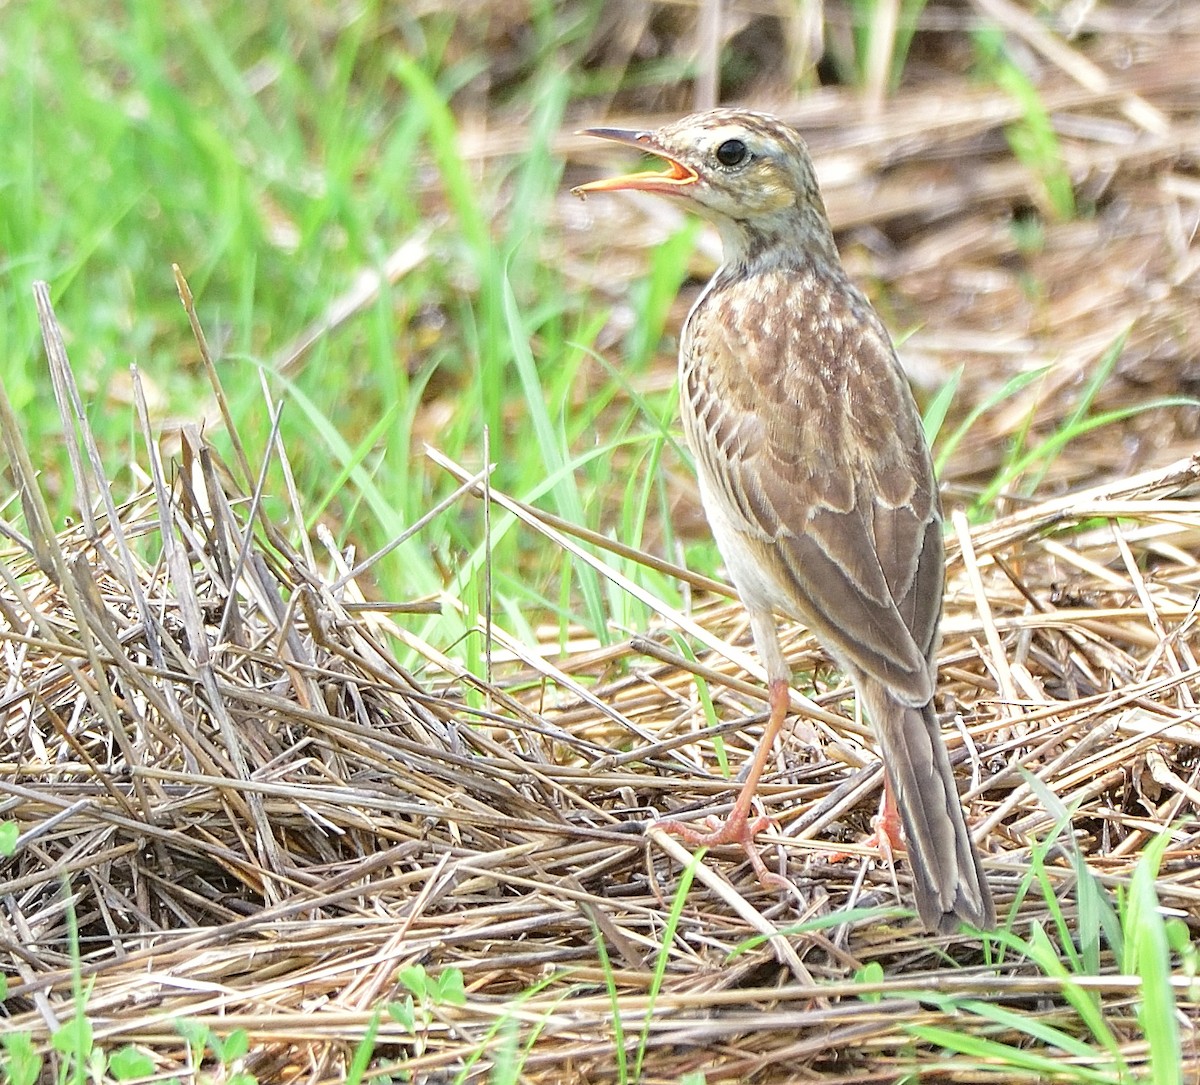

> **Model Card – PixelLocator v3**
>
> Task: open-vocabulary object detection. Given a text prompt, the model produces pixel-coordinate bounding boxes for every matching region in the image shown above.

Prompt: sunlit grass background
[3,1,736,669]
[7,0,1191,674]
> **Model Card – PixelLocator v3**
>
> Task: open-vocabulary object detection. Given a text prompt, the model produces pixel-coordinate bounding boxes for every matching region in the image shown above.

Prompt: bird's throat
[713,208,841,285]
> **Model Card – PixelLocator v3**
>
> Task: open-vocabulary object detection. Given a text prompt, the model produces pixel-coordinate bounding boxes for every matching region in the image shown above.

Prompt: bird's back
[679,255,944,706]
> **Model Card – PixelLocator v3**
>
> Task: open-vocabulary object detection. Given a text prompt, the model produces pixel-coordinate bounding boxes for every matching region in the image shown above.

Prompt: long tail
[862,683,995,933]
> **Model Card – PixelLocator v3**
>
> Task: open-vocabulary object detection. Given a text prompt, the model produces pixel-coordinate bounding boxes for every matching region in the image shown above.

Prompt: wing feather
[681,266,942,706]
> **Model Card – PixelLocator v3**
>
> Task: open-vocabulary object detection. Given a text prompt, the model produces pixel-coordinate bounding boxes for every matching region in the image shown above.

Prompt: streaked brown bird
[573,109,994,933]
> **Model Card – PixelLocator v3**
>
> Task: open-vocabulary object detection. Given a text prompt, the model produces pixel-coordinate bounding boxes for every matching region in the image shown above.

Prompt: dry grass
[5,311,1200,1080]
[5,4,1200,1083]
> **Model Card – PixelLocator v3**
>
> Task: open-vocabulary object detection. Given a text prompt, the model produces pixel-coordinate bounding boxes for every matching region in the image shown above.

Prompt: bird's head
[572,109,836,266]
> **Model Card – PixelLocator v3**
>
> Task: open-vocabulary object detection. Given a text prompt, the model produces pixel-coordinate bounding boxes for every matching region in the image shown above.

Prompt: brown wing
[682,265,943,706]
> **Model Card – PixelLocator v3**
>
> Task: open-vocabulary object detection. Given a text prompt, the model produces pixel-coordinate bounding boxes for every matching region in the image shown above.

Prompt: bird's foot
[827,788,905,862]
[868,798,905,857]
[651,676,794,892]
[656,809,790,891]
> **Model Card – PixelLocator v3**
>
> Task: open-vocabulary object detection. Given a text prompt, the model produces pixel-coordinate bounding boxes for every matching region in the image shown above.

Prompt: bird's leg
[656,676,791,889]
[870,772,905,857]
[827,768,906,863]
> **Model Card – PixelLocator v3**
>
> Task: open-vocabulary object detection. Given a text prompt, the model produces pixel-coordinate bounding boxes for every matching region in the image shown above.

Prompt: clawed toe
[654,807,786,890]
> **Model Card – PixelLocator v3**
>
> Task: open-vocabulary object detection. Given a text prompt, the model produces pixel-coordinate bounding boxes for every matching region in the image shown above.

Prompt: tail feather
[862,682,994,933]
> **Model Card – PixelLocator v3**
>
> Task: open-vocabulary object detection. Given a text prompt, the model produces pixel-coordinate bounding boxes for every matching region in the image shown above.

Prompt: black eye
[715,138,749,167]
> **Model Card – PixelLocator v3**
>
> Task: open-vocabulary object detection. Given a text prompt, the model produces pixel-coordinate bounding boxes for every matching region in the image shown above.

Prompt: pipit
[573,109,994,933]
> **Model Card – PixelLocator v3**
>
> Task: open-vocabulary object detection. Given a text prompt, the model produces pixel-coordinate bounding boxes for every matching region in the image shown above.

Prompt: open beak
[571,127,698,198]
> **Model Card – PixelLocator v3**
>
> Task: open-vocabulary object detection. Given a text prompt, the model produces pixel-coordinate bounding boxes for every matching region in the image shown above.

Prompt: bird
[572,109,994,933]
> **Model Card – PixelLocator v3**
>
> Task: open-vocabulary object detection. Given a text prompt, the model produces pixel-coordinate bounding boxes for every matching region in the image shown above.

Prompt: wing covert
[681,273,943,705]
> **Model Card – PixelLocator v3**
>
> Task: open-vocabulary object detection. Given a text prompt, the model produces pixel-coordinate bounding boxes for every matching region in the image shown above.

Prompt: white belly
[693,465,793,619]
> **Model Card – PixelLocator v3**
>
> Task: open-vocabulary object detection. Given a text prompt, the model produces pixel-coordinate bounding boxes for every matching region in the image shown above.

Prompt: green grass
[633,849,704,1084]
[973,25,1077,221]
[0,0,698,670]
[873,787,1188,1084]
[844,0,930,92]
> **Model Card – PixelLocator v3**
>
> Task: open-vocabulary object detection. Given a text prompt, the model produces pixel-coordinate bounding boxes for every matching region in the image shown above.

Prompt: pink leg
[871,772,905,857]
[828,770,905,863]
[656,677,791,888]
